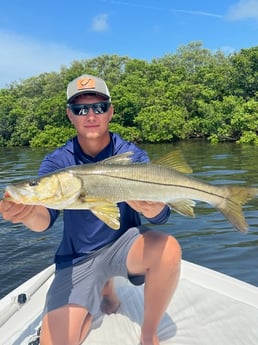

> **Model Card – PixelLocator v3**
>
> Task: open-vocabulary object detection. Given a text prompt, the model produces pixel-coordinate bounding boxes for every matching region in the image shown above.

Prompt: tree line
[0,41,258,147]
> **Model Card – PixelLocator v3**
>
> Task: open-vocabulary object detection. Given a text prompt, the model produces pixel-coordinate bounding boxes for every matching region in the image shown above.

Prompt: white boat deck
[86,261,258,345]
[1,261,258,345]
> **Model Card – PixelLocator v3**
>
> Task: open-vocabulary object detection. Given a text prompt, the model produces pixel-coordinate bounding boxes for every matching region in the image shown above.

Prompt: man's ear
[108,104,114,122]
[66,108,73,123]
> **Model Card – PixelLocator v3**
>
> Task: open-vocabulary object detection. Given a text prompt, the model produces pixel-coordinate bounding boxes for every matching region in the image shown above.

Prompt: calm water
[0,141,258,299]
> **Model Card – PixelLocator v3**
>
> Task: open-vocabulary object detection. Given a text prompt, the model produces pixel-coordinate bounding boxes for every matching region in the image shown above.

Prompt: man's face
[67,94,113,141]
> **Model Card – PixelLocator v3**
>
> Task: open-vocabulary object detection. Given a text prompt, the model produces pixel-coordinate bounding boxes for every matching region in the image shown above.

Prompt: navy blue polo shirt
[38,132,170,268]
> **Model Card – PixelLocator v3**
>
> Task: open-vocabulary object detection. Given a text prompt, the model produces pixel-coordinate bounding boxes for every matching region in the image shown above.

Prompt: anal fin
[168,200,196,217]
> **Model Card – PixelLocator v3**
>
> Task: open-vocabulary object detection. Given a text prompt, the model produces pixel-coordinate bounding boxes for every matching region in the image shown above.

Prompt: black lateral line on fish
[90,174,235,204]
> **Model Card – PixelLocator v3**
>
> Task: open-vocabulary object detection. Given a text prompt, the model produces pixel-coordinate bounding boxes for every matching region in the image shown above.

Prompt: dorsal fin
[101,152,134,165]
[100,150,192,174]
[153,150,192,174]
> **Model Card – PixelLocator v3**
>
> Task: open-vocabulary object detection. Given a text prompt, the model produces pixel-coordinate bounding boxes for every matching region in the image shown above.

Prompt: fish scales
[73,163,230,206]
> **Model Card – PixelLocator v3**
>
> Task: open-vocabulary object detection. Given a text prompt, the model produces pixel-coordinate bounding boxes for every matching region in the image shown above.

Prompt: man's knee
[40,306,90,345]
[144,231,181,263]
[165,235,182,265]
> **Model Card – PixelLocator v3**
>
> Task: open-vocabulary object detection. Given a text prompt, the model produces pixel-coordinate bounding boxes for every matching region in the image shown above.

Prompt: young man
[0,74,181,345]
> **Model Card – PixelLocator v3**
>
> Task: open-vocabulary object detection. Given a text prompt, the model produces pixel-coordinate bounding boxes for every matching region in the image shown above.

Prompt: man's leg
[100,278,121,314]
[40,304,93,345]
[126,231,181,345]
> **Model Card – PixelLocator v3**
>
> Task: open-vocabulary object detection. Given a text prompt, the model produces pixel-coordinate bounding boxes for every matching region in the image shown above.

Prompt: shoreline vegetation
[1,41,258,148]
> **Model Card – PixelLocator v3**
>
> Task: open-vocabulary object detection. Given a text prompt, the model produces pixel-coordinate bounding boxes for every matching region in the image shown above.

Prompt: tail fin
[217,186,258,233]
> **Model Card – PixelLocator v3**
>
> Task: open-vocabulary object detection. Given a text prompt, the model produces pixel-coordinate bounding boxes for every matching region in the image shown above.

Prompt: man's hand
[126,201,166,219]
[0,199,50,232]
[0,199,36,223]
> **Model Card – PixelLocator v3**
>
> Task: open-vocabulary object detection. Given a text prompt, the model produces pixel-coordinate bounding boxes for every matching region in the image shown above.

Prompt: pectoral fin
[168,200,196,217]
[67,197,120,230]
[90,202,120,230]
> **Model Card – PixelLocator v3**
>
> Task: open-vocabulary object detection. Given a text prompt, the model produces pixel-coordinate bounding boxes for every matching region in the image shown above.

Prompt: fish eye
[29,180,39,187]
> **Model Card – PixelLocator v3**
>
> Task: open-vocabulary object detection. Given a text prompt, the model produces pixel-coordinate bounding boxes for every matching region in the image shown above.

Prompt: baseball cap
[67,74,111,103]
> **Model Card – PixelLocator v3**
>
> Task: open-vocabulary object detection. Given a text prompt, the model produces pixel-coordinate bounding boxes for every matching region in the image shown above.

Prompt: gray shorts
[43,227,145,316]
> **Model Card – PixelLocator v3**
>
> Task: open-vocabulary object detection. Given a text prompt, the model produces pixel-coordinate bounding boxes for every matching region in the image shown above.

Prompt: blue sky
[0,0,258,88]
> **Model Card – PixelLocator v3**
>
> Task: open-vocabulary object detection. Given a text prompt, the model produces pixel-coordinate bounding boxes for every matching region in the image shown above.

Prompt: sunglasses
[68,102,111,116]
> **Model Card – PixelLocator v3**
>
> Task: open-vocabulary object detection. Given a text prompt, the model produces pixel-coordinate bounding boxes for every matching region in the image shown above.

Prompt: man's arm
[0,200,51,232]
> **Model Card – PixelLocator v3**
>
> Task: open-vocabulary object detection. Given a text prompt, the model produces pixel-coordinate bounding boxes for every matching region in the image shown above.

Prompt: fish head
[4,171,83,209]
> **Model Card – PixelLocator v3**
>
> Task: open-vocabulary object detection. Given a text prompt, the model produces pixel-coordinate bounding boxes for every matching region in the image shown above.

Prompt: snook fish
[4,152,258,232]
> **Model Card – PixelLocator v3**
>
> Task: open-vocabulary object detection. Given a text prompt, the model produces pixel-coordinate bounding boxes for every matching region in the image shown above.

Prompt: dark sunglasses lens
[93,102,110,114]
[70,104,87,115]
[69,102,110,115]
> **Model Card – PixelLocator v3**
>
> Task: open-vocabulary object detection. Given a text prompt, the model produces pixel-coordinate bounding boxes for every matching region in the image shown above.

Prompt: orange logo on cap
[77,78,96,90]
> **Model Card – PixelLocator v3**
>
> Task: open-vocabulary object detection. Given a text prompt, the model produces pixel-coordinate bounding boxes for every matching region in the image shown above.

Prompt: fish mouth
[4,186,29,203]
